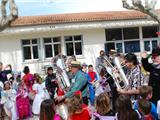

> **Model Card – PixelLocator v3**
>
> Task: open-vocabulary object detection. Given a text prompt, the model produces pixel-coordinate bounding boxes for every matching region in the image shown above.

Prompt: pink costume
[16,87,31,119]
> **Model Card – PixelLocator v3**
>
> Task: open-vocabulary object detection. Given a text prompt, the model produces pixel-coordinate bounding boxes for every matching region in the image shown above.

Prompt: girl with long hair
[39,99,61,120]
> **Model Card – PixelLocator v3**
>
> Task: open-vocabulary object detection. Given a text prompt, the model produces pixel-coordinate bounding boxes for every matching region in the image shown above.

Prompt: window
[43,37,61,58]
[106,28,122,41]
[123,27,139,40]
[116,43,123,53]
[64,35,83,56]
[144,40,158,52]
[22,39,39,60]
[142,26,158,38]
[124,41,140,53]
[144,41,150,51]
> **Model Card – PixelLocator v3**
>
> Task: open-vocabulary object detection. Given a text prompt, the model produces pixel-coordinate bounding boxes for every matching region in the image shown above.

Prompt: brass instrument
[52,56,71,92]
[102,56,129,89]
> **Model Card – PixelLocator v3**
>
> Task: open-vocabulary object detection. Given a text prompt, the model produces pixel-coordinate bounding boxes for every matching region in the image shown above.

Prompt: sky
[15,0,160,16]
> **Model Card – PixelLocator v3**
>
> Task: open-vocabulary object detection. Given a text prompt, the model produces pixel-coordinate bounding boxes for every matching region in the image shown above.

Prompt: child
[32,73,48,115]
[39,99,61,120]
[1,81,17,120]
[67,93,90,120]
[88,64,98,106]
[22,66,34,92]
[133,85,158,119]
[138,99,156,120]
[93,92,115,120]
[115,95,139,120]
[16,82,31,119]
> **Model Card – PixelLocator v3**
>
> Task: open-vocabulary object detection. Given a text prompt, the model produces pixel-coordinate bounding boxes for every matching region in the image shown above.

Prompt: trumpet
[102,56,129,89]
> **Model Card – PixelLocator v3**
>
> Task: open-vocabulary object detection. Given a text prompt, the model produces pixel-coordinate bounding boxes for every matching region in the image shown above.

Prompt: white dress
[1,89,18,120]
[32,83,49,115]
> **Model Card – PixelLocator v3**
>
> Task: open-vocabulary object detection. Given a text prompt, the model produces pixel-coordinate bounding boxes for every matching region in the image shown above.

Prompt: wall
[0,28,106,74]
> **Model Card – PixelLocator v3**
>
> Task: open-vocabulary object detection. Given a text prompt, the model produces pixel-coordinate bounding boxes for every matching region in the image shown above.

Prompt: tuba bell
[102,56,129,89]
[52,55,71,93]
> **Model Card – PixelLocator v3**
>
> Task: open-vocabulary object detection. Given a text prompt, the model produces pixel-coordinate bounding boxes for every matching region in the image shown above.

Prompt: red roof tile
[11,10,158,27]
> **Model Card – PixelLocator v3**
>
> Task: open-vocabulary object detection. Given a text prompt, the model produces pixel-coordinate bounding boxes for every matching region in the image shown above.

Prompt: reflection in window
[144,41,150,51]
[65,35,83,56]
[116,43,123,53]
[124,41,140,53]
[152,40,158,49]
[43,37,61,58]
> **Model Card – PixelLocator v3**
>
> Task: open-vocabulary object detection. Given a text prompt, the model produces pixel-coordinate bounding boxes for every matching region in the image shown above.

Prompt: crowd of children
[0,47,160,120]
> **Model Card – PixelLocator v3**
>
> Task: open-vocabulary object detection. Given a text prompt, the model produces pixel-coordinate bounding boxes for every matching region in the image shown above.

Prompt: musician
[141,47,160,105]
[56,61,88,105]
[96,50,118,110]
[117,53,146,99]
[96,50,106,74]
[45,67,59,99]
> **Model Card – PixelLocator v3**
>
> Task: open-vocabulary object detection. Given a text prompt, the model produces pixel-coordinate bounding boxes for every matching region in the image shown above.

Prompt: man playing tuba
[56,61,88,105]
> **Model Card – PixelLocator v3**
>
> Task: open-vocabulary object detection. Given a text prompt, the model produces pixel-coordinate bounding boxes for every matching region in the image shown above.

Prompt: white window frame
[43,37,61,59]
[143,37,159,53]
[21,39,39,62]
[106,38,140,53]
[64,35,83,57]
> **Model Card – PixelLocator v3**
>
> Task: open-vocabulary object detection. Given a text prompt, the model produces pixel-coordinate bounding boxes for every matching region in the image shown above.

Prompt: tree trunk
[0,0,18,32]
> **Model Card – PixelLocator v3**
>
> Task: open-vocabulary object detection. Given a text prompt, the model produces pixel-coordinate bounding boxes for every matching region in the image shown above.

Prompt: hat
[82,62,87,67]
[71,61,81,67]
[109,49,117,54]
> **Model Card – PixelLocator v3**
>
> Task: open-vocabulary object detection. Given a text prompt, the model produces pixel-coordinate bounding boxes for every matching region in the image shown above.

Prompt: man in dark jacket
[45,67,58,99]
[141,47,160,105]
[0,62,8,83]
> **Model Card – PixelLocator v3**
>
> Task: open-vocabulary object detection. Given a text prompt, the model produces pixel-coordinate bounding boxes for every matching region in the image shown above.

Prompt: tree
[122,0,160,24]
[0,0,18,32]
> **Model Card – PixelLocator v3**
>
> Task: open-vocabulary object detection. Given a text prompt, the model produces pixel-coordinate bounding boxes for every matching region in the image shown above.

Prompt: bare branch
[122,0,160,24]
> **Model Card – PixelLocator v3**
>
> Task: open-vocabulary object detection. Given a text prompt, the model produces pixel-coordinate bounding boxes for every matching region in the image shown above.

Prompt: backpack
[93,112,116,120]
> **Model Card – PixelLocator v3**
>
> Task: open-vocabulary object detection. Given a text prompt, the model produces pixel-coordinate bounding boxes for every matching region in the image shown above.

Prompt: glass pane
[106,28,122,41]
[123,27,139,39]
[23,47,31,60]
[45,45,53,58]
[144,41,150,51]
[64,36,73,42]
[105,43,115,55]
[74,35,82,41]
[33,46,39,59]
[124,41,140,53]
[53,37,61,42]
[54,44,61,56]
[75,42,82,55]
[116,43,123,53]
[152,40,158,49]
[22,40,30,45]
[44,38,52,43]
[66,43,74,56]
[32,39,37,44]
[142,26,158,38]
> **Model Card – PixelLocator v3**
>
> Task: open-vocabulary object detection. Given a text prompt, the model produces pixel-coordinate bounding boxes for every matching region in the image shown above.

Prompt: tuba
[52,55,70,120]
[52,55,71,93]
[102,56,129,89]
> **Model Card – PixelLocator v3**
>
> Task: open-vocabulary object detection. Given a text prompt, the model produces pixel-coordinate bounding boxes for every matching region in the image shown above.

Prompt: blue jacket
[65,70,88,98]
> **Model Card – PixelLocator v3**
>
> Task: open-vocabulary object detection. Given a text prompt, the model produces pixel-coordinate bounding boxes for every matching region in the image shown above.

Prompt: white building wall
[0,28,106,74]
